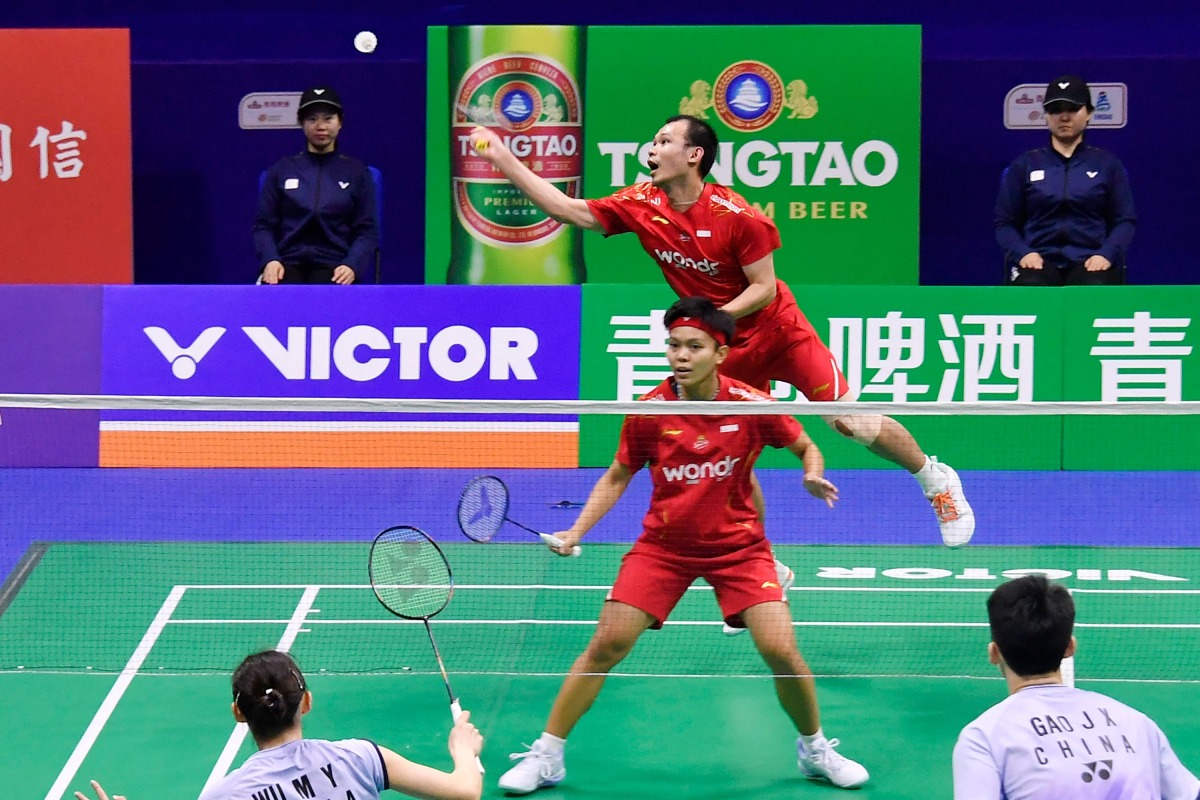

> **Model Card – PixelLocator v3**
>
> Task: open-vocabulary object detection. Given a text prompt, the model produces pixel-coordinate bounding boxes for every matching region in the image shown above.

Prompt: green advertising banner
[1060,288,1200,469]
[582,26,920,287]
[580,286,1200,471]
[426,25,921,287]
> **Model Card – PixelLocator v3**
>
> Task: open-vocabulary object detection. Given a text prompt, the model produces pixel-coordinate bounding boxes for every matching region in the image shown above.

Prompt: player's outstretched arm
[785,432,839,508]
[468,126,604,231]
[553,460,634,551]
[381,712,484,800]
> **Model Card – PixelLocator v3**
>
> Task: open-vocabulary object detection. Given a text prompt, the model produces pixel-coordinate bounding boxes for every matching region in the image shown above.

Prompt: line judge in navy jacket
[254,86,378,285]
[995,75,1136,286]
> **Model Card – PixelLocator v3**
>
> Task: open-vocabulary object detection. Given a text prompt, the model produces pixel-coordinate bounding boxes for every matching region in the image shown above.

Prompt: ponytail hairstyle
[232,650,307,740]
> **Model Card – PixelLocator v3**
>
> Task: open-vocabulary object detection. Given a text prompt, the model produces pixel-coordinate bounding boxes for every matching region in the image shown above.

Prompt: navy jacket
[253,150,379,279]
[994,141,1136,270]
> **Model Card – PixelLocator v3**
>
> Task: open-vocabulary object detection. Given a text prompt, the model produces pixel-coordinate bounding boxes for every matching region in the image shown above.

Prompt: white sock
[913,456,943,494]
[800,728,827,749]
[538,732,566,755]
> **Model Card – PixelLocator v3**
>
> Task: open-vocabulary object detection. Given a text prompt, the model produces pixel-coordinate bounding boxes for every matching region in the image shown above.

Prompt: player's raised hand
[448,710,484,758]
[468,126,505,159]
[803,474,839,508]
[75,779,127,800]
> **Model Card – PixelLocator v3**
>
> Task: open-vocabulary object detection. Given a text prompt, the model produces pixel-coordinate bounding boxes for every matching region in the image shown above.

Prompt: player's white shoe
[797,736,869,789]
[722,560,795,635]
[498,739,565,795]
[925,457,974,547]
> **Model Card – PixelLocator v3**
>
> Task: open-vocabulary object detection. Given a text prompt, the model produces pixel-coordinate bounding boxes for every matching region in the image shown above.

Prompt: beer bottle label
[452,53,582,247]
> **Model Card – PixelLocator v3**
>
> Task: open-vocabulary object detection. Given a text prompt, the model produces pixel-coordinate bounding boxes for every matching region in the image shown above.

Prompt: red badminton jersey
[587,182,801,337]
[615,374,804,551]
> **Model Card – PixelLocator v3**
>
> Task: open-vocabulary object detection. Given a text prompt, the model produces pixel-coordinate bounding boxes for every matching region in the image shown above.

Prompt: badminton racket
[457,475,582,557]
[368,525,484,772]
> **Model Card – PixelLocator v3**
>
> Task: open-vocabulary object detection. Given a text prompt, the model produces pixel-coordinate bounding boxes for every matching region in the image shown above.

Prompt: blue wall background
[4,0,1199,285]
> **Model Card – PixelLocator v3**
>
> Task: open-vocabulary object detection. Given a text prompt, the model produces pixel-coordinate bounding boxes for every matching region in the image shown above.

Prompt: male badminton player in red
[496,297,869,794]
[471,116,973,549]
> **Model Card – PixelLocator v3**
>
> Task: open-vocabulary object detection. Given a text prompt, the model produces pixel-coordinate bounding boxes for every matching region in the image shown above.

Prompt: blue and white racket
[456,475,582,557]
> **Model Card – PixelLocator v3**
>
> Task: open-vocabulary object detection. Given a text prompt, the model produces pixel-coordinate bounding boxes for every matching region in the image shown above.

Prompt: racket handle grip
[449,700,486,774]
[539,532,582,557]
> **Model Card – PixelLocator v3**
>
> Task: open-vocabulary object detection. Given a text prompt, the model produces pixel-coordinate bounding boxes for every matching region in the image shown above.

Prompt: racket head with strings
[367,527,485,774]
[457,475,509,543]
[368,525,454,620]
[458,475,582,557]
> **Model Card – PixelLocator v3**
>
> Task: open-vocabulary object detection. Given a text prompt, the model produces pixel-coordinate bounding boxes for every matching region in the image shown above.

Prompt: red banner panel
[0,29,132,284]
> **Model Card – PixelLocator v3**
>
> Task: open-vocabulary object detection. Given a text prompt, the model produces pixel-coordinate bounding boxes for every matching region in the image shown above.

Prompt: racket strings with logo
[368,525,483,772]
[457,475,582,557]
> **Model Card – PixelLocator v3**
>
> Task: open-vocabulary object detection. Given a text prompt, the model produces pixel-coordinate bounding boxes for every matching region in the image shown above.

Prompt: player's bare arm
[720,253,778,318]
[381,713,484,800]
[468,126,603,231]
[786,432,839,508]
[554,460,635,549]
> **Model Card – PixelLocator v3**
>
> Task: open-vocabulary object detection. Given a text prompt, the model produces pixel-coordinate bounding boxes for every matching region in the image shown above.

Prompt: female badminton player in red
[497,297,869,794]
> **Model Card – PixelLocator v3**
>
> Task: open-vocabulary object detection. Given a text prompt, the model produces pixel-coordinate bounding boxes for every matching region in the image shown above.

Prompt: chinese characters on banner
[605,308,1192,404]
[0,29,131,283]
[1,121,88,182]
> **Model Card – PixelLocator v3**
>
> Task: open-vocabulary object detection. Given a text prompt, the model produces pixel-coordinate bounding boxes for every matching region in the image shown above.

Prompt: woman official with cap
[253,85,379,285]
[995,74,1136,285]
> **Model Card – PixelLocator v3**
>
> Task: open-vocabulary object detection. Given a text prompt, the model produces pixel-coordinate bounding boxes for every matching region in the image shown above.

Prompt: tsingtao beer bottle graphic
[448,25,586,284]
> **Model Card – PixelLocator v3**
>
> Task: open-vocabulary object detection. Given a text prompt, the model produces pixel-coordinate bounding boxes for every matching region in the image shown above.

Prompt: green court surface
[3,543,1199,799]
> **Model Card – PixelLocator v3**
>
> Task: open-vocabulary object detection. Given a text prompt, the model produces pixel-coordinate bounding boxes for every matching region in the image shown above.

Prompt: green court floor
[3,543,1199,798]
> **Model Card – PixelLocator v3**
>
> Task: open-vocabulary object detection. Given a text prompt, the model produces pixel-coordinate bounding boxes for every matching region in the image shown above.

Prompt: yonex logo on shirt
[662,455,741,483]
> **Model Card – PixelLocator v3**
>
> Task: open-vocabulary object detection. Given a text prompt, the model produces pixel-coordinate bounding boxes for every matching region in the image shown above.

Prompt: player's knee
[822,413,884,446]
[757,645,809,677]
[583,632,637,669]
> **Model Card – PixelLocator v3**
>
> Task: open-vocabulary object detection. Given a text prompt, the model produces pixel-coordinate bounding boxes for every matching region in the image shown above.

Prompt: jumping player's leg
[761,329,975,548]
[825,388,974,546]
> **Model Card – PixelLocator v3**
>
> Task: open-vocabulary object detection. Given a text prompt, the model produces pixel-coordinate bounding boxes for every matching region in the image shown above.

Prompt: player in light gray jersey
[954,576,1199,800]
[197,650,483,800]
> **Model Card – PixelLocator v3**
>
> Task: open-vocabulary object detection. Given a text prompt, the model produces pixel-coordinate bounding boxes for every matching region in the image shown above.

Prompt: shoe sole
[799,764,868,790]
[801,772,868,790]
[499,776,564,796]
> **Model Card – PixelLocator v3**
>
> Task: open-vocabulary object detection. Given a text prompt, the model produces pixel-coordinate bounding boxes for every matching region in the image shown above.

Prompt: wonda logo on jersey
[452,53,582,247]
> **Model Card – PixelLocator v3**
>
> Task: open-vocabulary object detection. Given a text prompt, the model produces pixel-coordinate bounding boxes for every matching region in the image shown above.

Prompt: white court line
[43,586,188,800]
[1063,588,1077,688]
[175,583,1200,595]
[201,586,320,794]
[162,618,1200,629]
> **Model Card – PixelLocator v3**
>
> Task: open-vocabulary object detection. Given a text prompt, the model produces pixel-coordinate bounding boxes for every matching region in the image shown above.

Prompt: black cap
[297,86,343,117]
[1043,75,1093,111]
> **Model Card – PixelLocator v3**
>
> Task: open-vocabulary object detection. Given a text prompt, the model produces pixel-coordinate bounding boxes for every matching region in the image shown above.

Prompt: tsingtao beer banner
[425,25,920,286]
[0,29,133,284]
